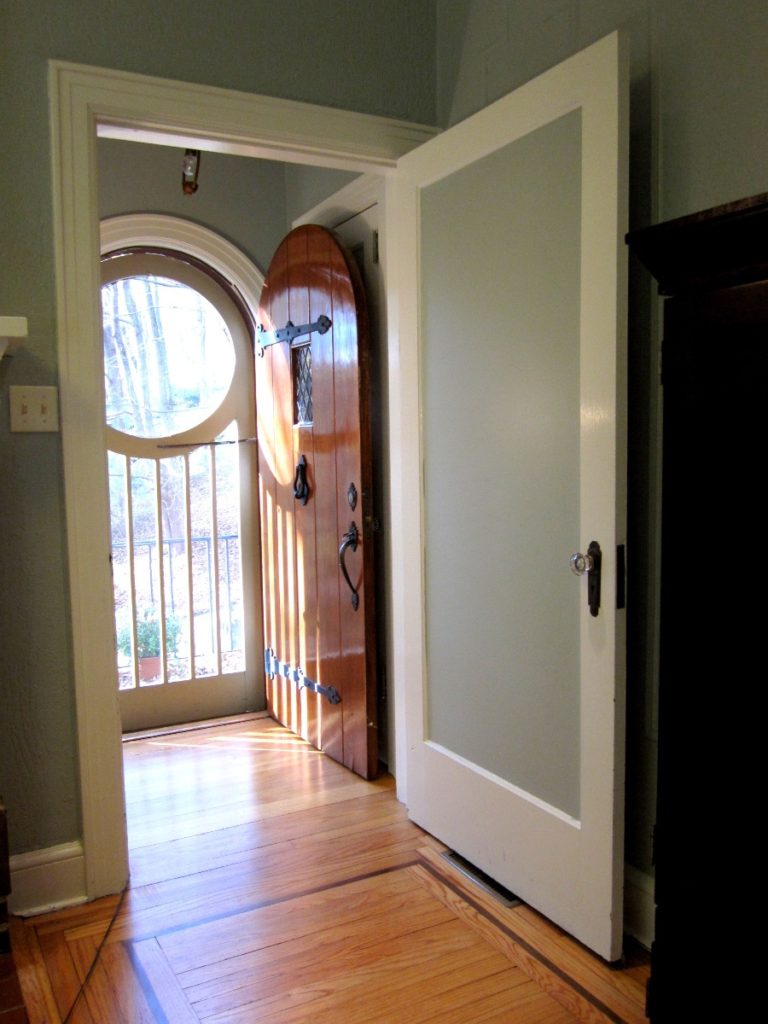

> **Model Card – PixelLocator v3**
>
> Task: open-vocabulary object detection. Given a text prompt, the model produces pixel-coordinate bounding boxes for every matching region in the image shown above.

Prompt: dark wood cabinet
[1,804,9,955]
[628,195,768,1021]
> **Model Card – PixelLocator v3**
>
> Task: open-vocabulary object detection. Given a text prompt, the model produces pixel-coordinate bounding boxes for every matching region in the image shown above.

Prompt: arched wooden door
[256,225,377,778]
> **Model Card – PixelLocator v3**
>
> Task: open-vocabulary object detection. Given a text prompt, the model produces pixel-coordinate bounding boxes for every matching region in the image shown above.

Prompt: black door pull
[339,521,360,610]
[293,455,310,505]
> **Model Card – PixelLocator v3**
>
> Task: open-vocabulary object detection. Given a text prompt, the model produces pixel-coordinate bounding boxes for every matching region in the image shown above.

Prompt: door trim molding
[100,213,266,312]
[624,864,654,950]
[49,60,438,899]
[292,174,383,230]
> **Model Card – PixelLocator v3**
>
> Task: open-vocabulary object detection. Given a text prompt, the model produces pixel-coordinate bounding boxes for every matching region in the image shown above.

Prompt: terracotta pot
[138,656,161,681]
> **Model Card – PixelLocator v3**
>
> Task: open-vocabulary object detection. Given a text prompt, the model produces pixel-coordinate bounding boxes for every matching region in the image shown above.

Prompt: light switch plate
[9,385,60,432]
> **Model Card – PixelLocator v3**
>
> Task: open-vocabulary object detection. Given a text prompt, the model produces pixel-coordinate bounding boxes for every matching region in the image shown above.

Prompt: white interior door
[388,32,628,960]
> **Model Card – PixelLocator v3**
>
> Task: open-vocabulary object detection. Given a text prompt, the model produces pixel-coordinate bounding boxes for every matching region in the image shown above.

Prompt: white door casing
[49,63,437,899]
[386,32,628,960]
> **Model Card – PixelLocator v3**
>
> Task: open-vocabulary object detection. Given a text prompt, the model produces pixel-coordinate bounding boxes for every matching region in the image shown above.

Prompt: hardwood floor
[11,718,648,1022]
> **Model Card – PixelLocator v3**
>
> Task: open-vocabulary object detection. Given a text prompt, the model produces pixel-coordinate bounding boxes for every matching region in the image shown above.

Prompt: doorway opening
[99,229,264,732]
[50,58,429,903]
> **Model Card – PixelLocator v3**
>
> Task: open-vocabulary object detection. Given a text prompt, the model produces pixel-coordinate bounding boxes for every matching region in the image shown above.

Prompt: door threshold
[122,711,269,743]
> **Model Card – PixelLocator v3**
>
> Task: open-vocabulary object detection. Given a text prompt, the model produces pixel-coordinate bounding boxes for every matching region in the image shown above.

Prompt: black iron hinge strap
[264,648,341,705]
[256,315,332,355]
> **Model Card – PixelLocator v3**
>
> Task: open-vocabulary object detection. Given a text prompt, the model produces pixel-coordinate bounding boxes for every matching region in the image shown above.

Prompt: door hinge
[616,544,626,609]
[264,648,341,704]
[364,514,380,533]
[256,315,332,356]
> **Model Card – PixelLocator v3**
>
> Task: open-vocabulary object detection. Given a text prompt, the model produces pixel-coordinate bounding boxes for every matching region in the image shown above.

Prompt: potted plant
[117,609,181,681]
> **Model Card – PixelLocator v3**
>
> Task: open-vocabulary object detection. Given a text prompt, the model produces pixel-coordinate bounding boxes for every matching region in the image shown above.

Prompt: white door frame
[49,60,438,899]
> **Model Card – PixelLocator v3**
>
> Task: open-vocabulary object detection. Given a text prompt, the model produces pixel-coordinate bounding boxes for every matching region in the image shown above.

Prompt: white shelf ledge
[1,316,28,358]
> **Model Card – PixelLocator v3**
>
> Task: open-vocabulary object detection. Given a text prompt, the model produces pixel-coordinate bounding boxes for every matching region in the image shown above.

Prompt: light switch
[9,385,60,432]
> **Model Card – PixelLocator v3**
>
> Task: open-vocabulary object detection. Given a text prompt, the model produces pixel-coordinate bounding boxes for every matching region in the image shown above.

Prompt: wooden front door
[256,225,377,778]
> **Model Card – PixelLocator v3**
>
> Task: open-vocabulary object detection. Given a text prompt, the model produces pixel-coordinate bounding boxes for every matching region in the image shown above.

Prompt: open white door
[387,32,628,960]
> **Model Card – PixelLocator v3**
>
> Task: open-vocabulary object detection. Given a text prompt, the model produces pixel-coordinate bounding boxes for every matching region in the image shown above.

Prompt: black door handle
[293,455,310,505]
[338,521,360,610]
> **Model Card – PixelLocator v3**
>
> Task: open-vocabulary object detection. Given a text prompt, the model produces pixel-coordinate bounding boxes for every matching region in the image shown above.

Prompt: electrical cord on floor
[61,883,128,1024]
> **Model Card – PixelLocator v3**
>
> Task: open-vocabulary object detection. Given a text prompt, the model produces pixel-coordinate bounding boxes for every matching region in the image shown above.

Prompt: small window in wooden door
[292,343,313,425]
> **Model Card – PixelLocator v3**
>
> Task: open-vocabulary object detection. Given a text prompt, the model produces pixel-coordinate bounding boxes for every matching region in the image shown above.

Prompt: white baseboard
[624,864,654,950]
[8,841,87,917]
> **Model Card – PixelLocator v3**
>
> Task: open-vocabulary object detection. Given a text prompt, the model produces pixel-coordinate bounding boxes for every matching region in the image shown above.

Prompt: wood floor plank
[126,776,388,848]
[127,789,405,887]
[11,719,648,1024]
[512,904,649,1008]
[130,837,386,911]
[81,817,426,931]
[101,828,433,943]
[25,895,121,937]
[67,935,153,1024]
[205,941,519,1023]
[194,917,504,1019]
[418,976,578,1024]
[161,867,429,974]
[130,939,198,1023]
[181,895,454,1007]
[414,848,647,1024]
[92,851,419,948]
[124,747,351,816]
[408,860,610,1022]
[8,918,63,1024]
[35,929,96,1024]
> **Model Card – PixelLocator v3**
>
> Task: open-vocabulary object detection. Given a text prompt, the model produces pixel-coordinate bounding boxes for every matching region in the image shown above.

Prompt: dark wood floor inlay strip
[418,856,629,1024]
[128,859,421,944]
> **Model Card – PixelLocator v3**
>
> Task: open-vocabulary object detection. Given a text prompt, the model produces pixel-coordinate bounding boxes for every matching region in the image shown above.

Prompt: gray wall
[98,140,289,274]
[436,0,768,876]
[0,0,436,856]
[437,0,768,219]
[99,141,360,270]
[284,165,361,227]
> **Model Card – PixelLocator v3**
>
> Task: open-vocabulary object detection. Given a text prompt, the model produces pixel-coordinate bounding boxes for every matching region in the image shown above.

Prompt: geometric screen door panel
[391,32,629,960]
[257,225,377,778]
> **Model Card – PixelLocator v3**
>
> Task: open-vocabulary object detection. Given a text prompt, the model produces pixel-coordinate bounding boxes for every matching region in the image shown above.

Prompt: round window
[102,267,236,438]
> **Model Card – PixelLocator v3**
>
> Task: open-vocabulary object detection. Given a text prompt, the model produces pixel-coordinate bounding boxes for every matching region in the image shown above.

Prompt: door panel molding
[101,213,265,316]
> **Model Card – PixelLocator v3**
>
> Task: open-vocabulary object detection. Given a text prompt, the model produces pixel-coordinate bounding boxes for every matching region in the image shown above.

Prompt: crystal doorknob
[570,551,594,576]
[570,541,602,617]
